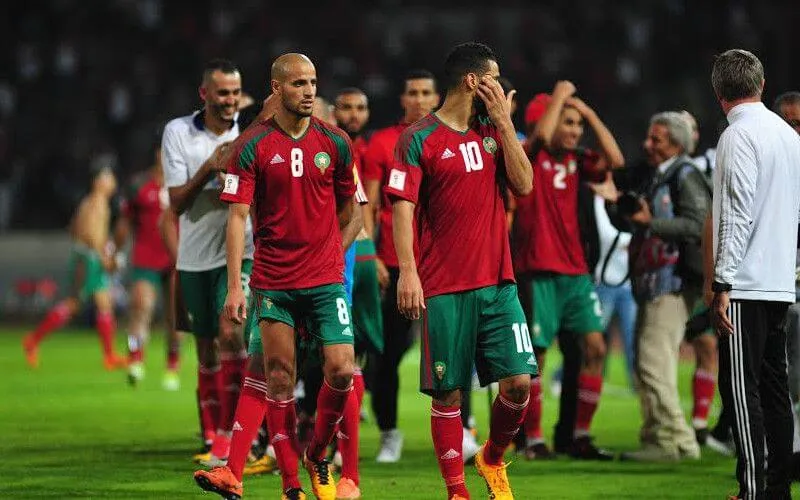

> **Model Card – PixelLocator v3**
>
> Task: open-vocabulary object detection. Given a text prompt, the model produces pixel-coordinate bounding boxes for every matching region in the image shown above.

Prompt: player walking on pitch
[387,42,535,500]
[195,53,359,500]
[23,166,127,370]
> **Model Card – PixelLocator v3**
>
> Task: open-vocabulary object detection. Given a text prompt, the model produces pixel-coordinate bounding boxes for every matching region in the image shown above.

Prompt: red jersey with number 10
[512,144,600,275]
[220,117,357,290]
[122,173,172,271]
[385,114,514,298]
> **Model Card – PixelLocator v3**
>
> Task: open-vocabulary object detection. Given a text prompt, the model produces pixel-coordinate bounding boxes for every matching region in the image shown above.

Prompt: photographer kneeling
[612,112,711,461]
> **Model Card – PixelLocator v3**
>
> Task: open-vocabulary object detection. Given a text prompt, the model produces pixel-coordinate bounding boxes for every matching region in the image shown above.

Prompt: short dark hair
[711,49,764,102]
[773,91,800,112]
[202,58,240,83]
[442,42,496,91]
[336,87,366,99]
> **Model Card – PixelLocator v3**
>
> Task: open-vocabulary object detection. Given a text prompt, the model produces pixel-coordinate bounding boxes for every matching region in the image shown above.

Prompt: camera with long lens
[616,191,645,217]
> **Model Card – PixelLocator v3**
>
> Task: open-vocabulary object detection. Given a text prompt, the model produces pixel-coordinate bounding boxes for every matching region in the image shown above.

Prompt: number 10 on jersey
[459,141,483,172]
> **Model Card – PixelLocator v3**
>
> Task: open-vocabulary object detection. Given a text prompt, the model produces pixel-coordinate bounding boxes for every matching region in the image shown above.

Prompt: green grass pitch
[2,327,797,499]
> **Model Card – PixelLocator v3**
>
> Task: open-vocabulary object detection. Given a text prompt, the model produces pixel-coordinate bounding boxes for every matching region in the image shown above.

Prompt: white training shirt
[593,195,631,286]
[713,102,800,302]
[162,111,255,272]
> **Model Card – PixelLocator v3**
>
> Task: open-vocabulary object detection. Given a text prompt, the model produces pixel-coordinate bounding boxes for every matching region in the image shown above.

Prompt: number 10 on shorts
[512,323,533,353]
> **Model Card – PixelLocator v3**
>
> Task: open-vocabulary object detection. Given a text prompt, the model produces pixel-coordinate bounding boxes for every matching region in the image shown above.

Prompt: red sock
[692,369,716,428]
[524,377,543,441]
[307,379,351,461]
[198,366,221,444]
[338,370,365,484]
[227,374,269,481]
[485,394,529,465]
[167,349,179,371]
[575,373,603,437]
[127,332,144,363]
[211,353,246,458]
[29,302,72,344]
[266,397,301,491]
[95,311,117,358]
[431,403,469,499]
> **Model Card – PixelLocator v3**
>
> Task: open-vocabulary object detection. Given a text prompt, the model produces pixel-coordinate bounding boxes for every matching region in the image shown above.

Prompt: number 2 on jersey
[291,148,303,177]
[459,141,483,172]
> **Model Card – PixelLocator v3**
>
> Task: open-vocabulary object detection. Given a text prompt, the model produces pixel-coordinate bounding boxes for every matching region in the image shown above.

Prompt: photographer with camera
[616,111,711,462]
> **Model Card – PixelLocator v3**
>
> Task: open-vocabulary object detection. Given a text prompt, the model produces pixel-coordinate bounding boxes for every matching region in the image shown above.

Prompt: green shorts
[67,246,109,302]
[420,284,538,395]
[685,300,713,341]
[130,267,170,289]
[352,239,384,355]
[178,259,255,339]
[247,283,353,356]
[518,273,603,349]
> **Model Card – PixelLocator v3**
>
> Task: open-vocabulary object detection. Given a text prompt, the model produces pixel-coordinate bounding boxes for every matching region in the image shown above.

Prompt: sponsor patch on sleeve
[223,173,239,195]
[388,169,406,191]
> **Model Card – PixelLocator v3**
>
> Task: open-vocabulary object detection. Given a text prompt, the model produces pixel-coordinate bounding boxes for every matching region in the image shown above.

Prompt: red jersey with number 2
[385,114,514,298]
[220,117,357,290]
[512,144,600,275]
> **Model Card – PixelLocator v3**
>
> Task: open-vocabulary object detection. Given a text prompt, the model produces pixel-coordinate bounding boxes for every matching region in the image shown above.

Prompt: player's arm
[477,77,532,196]
[162,126,230,215]
[566,97,625,169]
[532,80,576,149]
[224,203,249,324]
[392,200,424,319]
[341,197,363,250]
[158,208,179,263]
[386,130,425,319]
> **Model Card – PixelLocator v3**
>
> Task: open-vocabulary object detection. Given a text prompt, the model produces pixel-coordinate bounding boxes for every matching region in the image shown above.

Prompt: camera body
[617,191,645,217]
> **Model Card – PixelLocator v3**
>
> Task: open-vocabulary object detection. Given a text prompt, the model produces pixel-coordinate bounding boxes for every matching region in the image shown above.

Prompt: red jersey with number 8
[220,117,357,290]
[385,114,514,298]
[512,144,600,275]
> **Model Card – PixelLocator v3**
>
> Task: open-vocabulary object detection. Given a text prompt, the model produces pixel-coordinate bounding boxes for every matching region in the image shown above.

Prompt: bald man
[195,53,362,500]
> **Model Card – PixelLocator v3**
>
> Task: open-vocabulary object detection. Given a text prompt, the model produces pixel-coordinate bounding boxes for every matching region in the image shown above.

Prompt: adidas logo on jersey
[270,153,285,164]
[337,430,349,441]
[232,421,243,432]
[271,433,289,444]
[527,355,536,366]
[342,327,353,337]
[441,148,456,159]
[440,448,461,460]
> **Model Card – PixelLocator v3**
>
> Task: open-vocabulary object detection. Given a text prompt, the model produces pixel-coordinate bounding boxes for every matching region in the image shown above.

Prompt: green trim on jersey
[316,123,352,170]
[403,121,438,167]
[237,130,270,172]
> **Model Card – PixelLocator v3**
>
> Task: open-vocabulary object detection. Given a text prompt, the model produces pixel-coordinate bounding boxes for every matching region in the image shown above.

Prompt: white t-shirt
[593,195,631,286]
[162,111,255,272]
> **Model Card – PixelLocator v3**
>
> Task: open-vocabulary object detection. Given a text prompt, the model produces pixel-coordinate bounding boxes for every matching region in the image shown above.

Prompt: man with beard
[162,59,255,466]
[195,53,360,500]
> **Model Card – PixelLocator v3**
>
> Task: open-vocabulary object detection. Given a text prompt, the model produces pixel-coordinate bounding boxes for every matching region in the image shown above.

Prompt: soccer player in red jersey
[116,137,182,389]
[362,69,439,463]
[387,42,534,500]
[512,81,625,460]
[194,53,359,500]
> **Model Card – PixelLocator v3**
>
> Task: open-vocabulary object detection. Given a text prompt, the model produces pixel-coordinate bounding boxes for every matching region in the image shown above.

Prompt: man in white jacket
[710,49,800,500]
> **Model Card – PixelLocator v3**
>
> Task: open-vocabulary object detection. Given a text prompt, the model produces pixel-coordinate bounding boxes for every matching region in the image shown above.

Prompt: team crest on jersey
[314,152,331,173]
[264,298,273,310]
[483,136,498,154]
[434,361,446,380]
